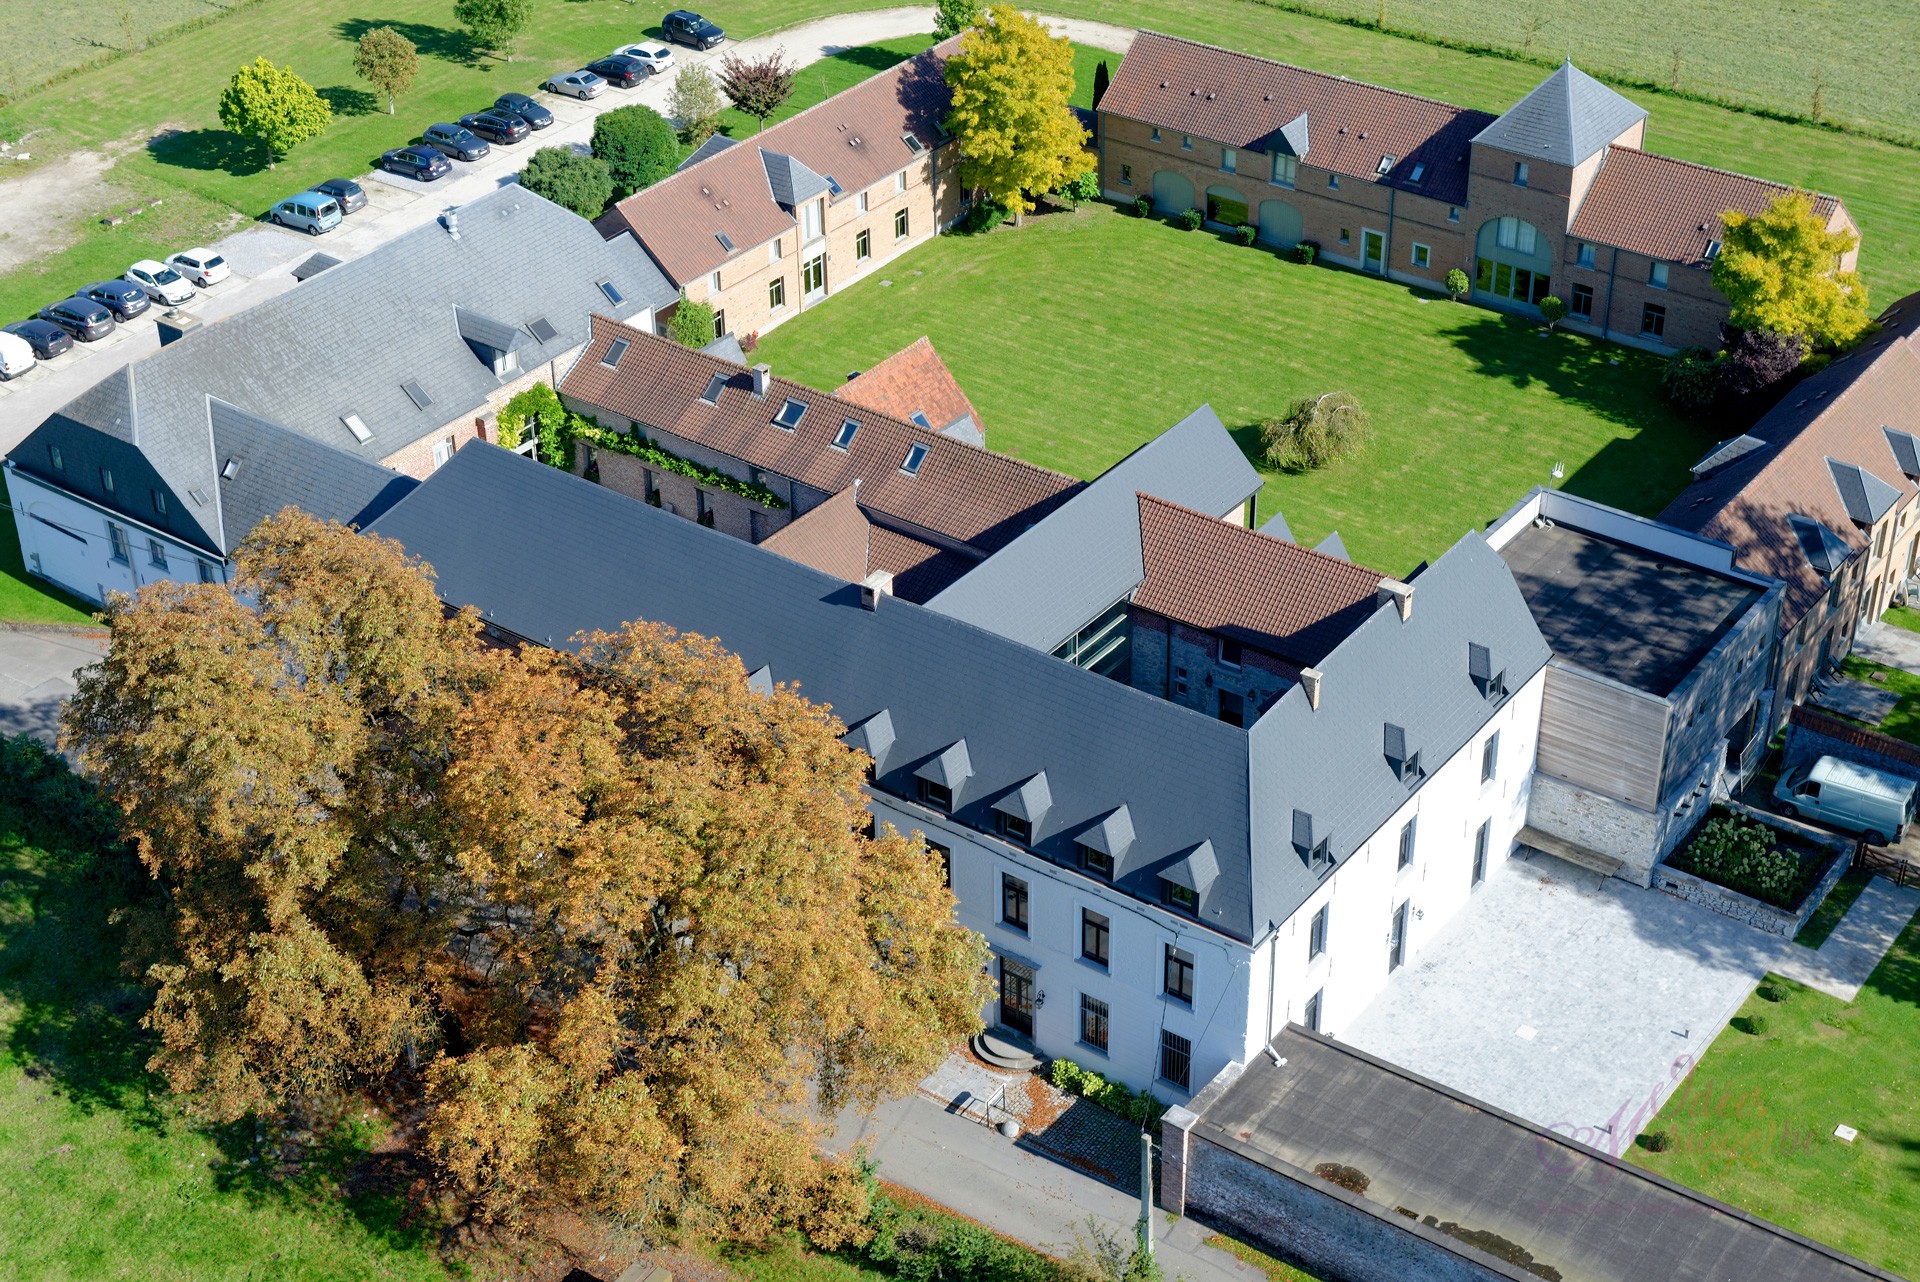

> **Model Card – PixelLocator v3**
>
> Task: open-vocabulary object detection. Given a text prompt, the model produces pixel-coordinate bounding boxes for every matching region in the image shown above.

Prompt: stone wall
[1653,802,1853,937]
[1525,773,1661,882]
[1782,705,1920,785]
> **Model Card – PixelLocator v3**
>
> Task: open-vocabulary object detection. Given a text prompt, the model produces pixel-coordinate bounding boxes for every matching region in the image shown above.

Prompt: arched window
[1474,217,1553,306]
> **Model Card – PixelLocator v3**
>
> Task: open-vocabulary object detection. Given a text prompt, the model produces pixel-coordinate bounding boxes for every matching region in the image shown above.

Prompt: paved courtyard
[0,628,105,745]
[1339,850,1783,1154]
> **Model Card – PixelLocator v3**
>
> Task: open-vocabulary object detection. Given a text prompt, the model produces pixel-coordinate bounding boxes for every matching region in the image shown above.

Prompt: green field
[755,201,1713,574]
[1629,912,1920,1278]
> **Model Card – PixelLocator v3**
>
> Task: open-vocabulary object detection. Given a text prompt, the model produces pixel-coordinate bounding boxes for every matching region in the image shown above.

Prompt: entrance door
[998,957,1035,1037]
[1388,902,1409,972]
[801,253,826,304]
[1362,229,1386,274]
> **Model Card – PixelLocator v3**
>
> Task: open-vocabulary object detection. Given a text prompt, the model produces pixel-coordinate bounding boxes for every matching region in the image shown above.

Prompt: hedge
[571,418,789,510]
[1049,1058,1166,1130]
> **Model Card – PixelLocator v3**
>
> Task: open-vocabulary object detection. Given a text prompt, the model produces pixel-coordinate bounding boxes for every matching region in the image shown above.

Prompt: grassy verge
[1881,604,1920,634]
[1835,656,1920,747]
[1629,913,1920,1277]
[0,505,96,626]
[756,201,1712,574]
[711,1236,892,1282]
[0,790,453,1281]
[1204,1232,1327,1282]
[1795,868,1873,948]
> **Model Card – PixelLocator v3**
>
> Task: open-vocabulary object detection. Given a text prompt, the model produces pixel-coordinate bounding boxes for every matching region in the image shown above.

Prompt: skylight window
[700,373,730,404]
[220,457,241,480]
[900,442,929,475]
[1705,238,1723,259]
[598,280,624,306]
[341,413,372,444]
[602,338,631,368]
[909,410,932,429]
[1375,154,1395,176]
[715,231,735,251]
[526,316,559,344]
[832,419,859,450]
[773,398,807,430]
[402,379,434,410]
[902,133,924,154]
[1408,161,1427,183]
[824,175,844,196]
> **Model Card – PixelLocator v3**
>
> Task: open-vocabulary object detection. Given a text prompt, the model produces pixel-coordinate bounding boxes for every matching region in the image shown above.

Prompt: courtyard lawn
[1628,912,1920,1278]
[0,511,94,626]
[1836,656,1920,748]
[754,202,1715,575]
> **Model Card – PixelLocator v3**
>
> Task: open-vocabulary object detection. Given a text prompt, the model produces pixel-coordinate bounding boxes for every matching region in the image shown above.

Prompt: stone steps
[972,1026,1042,1072]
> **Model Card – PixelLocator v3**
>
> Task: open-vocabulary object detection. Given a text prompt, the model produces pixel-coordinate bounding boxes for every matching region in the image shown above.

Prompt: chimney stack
[443,209,460,240]
[860,570,894,610]
[751,363,771,398]
[1299,667,1324,710]
[1377,579,1414,621]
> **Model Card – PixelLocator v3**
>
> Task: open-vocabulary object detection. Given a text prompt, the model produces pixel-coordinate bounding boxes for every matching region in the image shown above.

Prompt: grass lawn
[708,1236,891,1282]
[1797,868,1875,949]
[0,800,455,1281]
[1628,912,1920,1277]
[1204,1232,1326,1282]
[755,201,1713,574]
[1835,656,1920,748]
[0,505,95,626]
[1881,604,1920,635]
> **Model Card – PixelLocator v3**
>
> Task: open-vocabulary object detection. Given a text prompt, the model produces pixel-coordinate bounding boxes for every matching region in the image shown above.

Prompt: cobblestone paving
[916,1052,1150,1192]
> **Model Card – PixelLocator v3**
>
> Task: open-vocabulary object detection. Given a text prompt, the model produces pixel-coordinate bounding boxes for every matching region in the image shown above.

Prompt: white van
[1775,755,1917,846]
[0,330,36,381]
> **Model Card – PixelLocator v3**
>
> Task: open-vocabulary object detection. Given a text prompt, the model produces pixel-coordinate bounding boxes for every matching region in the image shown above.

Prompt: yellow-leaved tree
[942,5,1091,223]
[1713,189,1871,349]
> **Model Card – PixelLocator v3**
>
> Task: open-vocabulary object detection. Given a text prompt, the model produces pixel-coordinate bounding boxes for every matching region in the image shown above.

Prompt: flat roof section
[1497,521,1763,697]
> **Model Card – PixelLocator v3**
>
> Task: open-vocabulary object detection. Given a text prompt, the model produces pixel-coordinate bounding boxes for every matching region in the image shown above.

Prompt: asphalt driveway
[1339,849,1783,1154]
[0,628,105,745]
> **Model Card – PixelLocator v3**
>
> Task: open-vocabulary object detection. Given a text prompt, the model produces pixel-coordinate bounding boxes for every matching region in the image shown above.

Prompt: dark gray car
[3,319,74,360]
[79,279,150,321]
[494,93,553,129]
[423,123,491,162]
[314,178,367,214]
[663,9,725,48]
[39,297,117,341]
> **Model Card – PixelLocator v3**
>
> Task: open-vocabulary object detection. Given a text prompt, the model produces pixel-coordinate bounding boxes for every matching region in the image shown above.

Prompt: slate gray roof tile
[1470,60,1646,167]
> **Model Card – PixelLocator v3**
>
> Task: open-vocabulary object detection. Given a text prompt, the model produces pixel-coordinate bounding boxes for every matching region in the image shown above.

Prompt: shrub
[1663,347,1724,415]
[1293,239,1319,265]
[1130,194,1151,217]
[669,292,717,347]
[1259,391,1370,472]
[1234,224,1258,246]
[592,103,679,199]
[497,382,567,463]
[739,330,761,354]
[961,200,1008,234]
[1720,325,1806,399]
[1313,1162,1370,1195]
[1445,266,1469,300]
[1758,982,1790,1003]
[0,733,124,860]
[1638,1130,1672,1153]
[1050,1058,1086,1093]
[517,146,614,219]
[1054,168,1100,209]
[1673,814,1806,907]
[1176,206,1203,231]
[1048,1057,1165,1129]
[1538,294,1568,331]
[1736,1014,1770,1036]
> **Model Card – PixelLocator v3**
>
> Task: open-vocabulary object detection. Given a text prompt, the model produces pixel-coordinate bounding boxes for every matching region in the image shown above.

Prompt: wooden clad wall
[1535,662,1669,808]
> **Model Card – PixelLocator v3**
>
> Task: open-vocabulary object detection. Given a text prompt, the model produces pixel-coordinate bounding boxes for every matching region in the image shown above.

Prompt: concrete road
[0,8,1136,457]
[0,627,105,745]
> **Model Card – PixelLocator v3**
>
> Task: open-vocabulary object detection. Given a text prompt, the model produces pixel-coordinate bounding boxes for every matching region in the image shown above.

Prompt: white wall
[5,467,227,603]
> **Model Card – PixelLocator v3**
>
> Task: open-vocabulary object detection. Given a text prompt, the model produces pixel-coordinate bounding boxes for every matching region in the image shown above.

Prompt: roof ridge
[1604,143,1837,204]
[1137,490,1385,579]
[1128,29,1489,120]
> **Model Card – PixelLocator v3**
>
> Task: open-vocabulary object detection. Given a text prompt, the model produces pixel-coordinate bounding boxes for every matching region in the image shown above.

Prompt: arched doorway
[1204,184,1249,227]
[1256,199,1304,247]
[1474,216,1554,307]
[1152,171,1195,216]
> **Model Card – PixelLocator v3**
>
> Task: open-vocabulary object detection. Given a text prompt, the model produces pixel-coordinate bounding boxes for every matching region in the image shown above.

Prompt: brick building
[1096,33,1858,352]
[596,40,966,342]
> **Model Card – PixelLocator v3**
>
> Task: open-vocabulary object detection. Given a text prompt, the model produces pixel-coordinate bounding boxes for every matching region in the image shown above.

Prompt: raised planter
[1654,800,1853,937]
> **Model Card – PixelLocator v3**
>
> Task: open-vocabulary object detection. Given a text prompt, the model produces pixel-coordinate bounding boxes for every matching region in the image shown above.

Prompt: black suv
[458,110,531,144]
[494,93,553,130]
[39,297,117,342]
[381,145,453,181]
[662,9,725,48]
[586,54,650,87]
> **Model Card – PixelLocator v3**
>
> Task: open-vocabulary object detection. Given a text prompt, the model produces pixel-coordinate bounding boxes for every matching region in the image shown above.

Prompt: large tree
[218,57,332,165]
[716,48,797,132]
[593,103,680,199]
[63,510,987,1228]
[1713,189,1871,349]
[942,5,1090,223]
[353,26,419,116]
[454,0,533,62]
[518,145,615,219]
[933,0,981,40]
[669,63,726,144]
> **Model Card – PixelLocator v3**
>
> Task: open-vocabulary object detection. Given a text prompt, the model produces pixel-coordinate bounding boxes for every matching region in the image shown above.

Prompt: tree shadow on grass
[148,127,268,177]
[1443,310,1684,435]
[334,18,480,67]
[820,41,922,75]
[318,85,380,117]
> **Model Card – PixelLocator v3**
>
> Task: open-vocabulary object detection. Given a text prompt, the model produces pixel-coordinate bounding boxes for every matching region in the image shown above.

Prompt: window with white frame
[1271,153,1297,188]
[856,229,871,261]
[894,208,908,240]
[769,238,781,264]
[433,436,455,469]
[1411,243,1431,268]
[709,270,722,293]
[768,276,785,310]
[859,191,870,213]
[895,170,907,194]
[802,199,823,240]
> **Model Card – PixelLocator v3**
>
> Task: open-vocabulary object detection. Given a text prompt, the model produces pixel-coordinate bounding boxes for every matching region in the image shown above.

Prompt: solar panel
[900,442,929,475]
[598,280,624,306]
[601,338,631,368]
[773,398,807,430]
[526,316,559,343]
[402,379,434,409]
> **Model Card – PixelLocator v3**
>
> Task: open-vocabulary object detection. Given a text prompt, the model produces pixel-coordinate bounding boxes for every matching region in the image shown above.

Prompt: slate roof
[1195,1028,1900,1282]
[926,405,1262,651]
[834,336,985,444]
[560,319,1080,555]
[1660,293,1920,631]
[368,441,1544,942]
[1569,146,1844,266]
[1134,494,1387,667]
[1097,31,1495,207]
[207,399,416,546]
[600,39,960,283]
[1469,60,1646,167]
[677,133,739,171]
[7,187,674,554]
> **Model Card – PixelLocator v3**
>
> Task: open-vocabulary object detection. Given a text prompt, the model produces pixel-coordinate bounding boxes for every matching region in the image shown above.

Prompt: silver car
[544,69,607,99]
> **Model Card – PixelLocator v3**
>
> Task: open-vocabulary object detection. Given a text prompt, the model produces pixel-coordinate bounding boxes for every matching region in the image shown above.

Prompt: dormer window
[1384,722,1422,784]
[1271,154,1297,188]
[917,779,953,811]
[1162,880,1198,912]
[1294,809,1333,874]
[998,812,1032,844]
[1218,637,1242,668]
[1468,643,1509,703]
[1077,842,1114,880]
[773,398,807,430]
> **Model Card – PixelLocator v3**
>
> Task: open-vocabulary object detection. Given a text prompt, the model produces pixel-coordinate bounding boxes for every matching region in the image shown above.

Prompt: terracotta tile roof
[1659,294,1920,631]
[833,336,984,440]
[1098,31,1494,206]
[598,39,960,283]
[1133,493,1387,666]
[759,483,870,583]
[562,317,1080,553]
[1570,146,1844,266]
[867,523,976,601]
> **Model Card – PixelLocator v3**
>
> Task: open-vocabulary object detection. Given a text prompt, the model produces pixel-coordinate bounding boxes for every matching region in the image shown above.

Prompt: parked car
[38,296,117,342]
[544,69,607,100]
[423,122,491,162]
[269,191,343,235]
[494,93,554,130]
[662,9,725,48]
[79,279,150,321]
[611,40,675,75]
[380,145,453,182]
[457,110,531,145]
[124,259,196,307]
[167,248,230,288]
[586,54,650,88]
[3,318,74,361]
[0,330,35,381]
[313,177,367,214]
[1775,755,1917,847]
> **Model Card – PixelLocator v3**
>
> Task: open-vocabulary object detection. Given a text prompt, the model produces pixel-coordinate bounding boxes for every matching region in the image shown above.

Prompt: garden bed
[1656,803,1852,936]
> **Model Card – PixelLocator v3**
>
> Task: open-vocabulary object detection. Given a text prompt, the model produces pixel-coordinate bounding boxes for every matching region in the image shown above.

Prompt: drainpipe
[1601,246,1620,342]
[1384,187,1396,279]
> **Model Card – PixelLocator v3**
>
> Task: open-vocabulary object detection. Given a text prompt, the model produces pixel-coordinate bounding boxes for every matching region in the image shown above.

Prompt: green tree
[1091,59,1110,110]
[1445,267,1469,301]
[518,145,615,219]
[497,381,569,463]
[217,57,331,166]
[454,0,533,62]
[669,63,726,144]
[1260,391,1370,472]
[933,0,981,39]
[1538,294,1568,331]
[1713,189,1870,348]
[716,48,797,132]
[943,5,1089,223]
[670,292,717,347]
[353,26,418,116]
[593,104,680,199]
